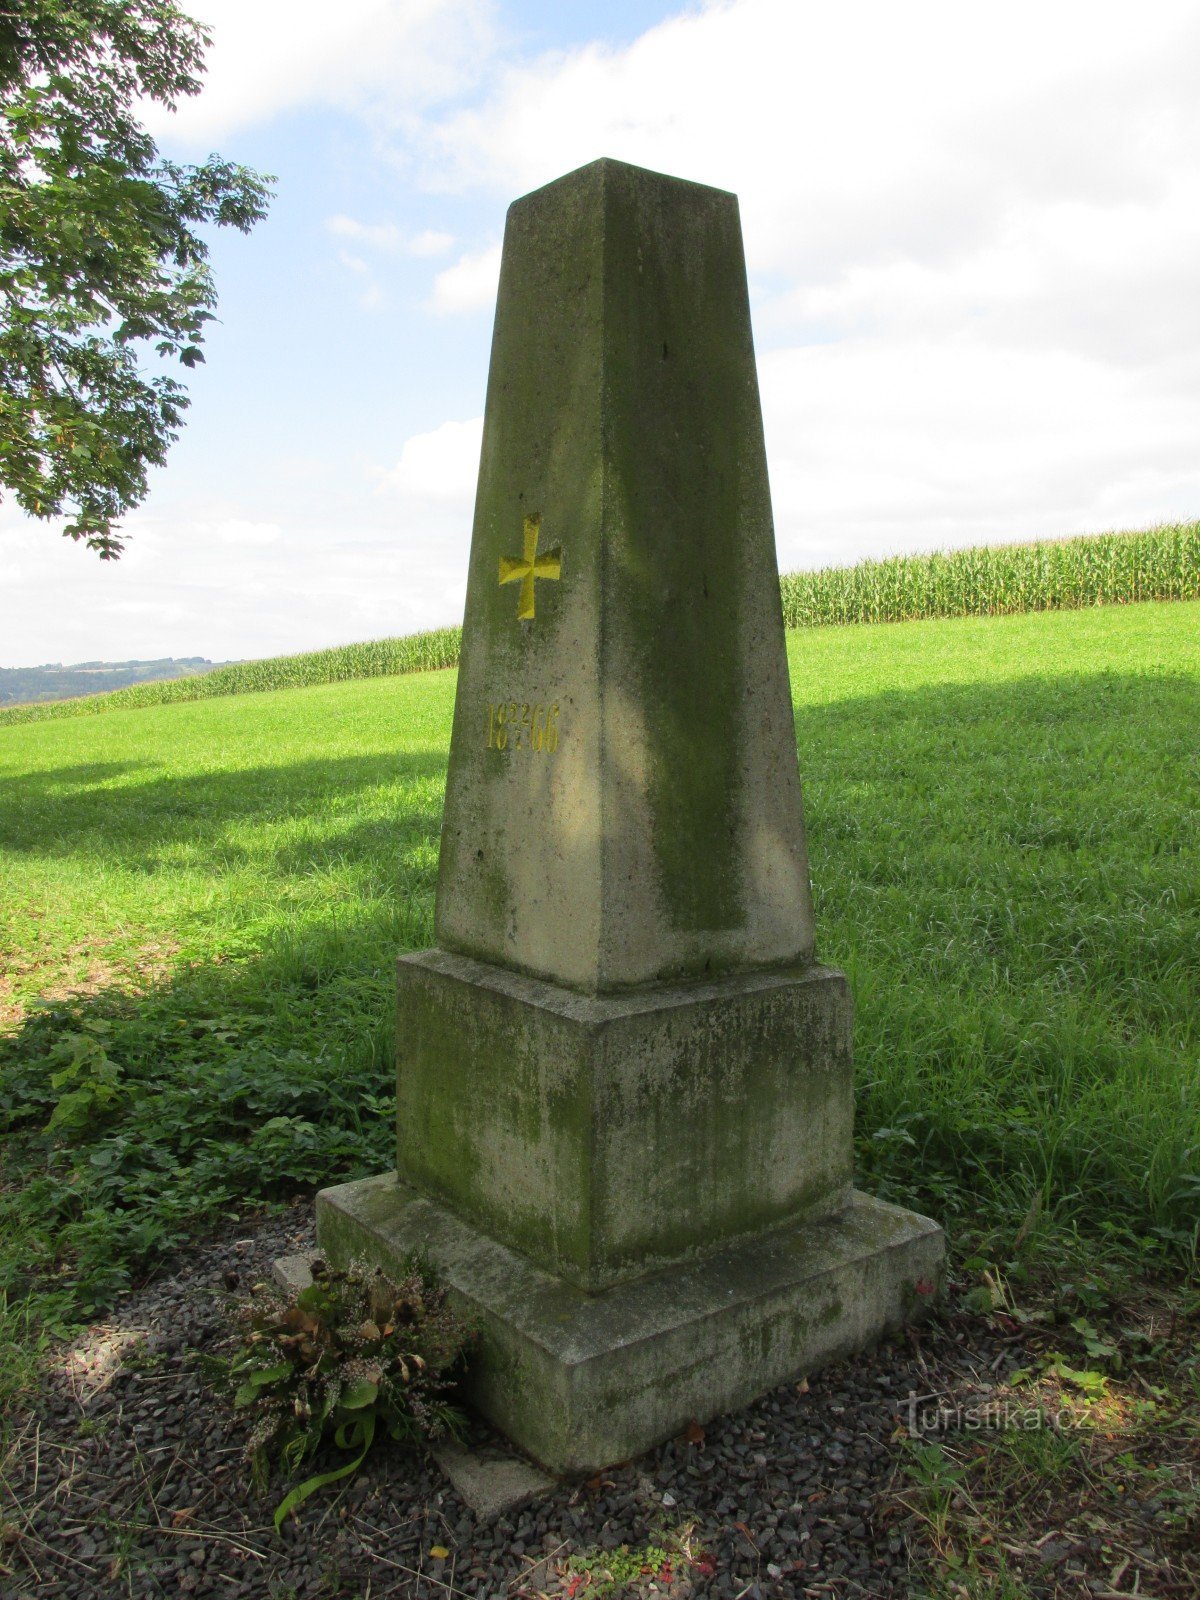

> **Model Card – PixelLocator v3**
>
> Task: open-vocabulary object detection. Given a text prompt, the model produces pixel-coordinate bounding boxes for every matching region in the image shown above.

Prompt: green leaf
[333,1415,373,1452]
[0,2,273,557]
[339,1379,378,1410]
[872,1126,917,1147]
[273,1411,375,1532]
[1044,1354,1109,1396]
[234,1361,292,1403]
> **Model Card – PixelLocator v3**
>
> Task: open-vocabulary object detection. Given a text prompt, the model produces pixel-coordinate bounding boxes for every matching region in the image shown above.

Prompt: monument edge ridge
[510,155,739,214]
[397,944,847,1019]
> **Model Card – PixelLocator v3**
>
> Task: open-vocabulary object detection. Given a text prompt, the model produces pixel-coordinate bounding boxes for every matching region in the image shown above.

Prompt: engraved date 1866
[486,699,560,752]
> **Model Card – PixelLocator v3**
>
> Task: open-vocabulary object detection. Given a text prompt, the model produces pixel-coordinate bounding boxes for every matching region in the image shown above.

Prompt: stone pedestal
[318,1176,942,1475]
[391,950,854,1291]
[316,157,944,1475]
[319,941,943,1472]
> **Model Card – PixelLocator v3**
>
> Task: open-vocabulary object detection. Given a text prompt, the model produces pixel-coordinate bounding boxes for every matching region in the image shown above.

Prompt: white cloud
[418,1,1200,266]
[407,0,1200,562]
[327,215,404,248]
[141,0,499,145]
[429,245,502,313]
[379,418,484,504]
[409,229,456,258]
[327,217,460,308]
[761,339,1200,571]
[212,520,283,547]
[0,499,471,667]
[326,217,455,257]
[333,248,389,309]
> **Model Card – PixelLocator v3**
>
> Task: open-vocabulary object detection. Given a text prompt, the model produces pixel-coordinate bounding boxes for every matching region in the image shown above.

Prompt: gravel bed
[0,1200,1017,1600]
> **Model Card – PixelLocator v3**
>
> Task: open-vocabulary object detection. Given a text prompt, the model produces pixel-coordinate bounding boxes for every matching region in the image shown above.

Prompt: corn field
[2,523,1196,728]
[779,522,1199,628]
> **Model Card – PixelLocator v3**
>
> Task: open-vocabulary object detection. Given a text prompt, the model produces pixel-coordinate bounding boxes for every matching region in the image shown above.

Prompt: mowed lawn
[0,601,1197,1351]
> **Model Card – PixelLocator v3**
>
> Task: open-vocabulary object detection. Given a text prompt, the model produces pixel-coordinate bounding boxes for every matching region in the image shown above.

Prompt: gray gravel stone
[0,1198,1027,1599]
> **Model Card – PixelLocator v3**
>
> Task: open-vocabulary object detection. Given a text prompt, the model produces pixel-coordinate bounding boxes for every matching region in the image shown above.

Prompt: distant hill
[0,657,234,707]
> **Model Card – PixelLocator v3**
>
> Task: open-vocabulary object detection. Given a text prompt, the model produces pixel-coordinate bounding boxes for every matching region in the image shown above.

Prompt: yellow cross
[498,512,561,621]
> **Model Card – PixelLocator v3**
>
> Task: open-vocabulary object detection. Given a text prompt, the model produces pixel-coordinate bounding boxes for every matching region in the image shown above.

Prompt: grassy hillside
[1,599,1196,1383]
[1,522,1195,728]
[0,626,462,726]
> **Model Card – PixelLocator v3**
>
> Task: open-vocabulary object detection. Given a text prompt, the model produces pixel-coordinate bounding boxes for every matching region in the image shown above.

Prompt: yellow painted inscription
[487,700,560,753]
[499,513,561,620]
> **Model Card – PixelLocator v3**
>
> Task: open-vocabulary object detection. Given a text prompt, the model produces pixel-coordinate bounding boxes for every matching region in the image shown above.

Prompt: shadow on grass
[0,899,412,1314]
[0,668,1197,1321]
[0,749,450,871]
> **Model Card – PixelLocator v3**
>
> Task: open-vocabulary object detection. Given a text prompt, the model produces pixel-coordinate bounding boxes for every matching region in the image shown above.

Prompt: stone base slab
[316,1173,944,1475]
[271,1253,318,1296]
[430,1435,558,1520]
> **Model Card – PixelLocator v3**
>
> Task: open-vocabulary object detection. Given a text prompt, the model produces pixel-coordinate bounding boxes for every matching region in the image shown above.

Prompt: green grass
[788,604,1200,1258]
[2,523,1195,728]
[0,600,1197,1397]
[0,669,457,1326]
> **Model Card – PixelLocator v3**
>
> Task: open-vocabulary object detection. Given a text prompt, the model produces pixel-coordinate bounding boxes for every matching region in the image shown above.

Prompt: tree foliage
[0,1,272,556]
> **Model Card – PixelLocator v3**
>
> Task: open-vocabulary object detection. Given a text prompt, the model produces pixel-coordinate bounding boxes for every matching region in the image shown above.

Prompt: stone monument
[317,157,943,1473]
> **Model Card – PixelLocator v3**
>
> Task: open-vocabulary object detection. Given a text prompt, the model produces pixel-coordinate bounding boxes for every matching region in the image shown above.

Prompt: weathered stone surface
[317,1174,944,1476]
[395,948,853,1290]
[270,1253,316,1295]
[430,1436,557,1518]
[322,155,945,1475]
[436,156,814,995]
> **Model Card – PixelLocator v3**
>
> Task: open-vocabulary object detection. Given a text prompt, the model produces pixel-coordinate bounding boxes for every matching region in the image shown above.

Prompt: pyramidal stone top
[435,157,816,994]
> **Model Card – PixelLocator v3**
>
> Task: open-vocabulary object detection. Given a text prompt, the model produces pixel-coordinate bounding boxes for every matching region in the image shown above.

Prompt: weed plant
[226,1257,472,1528]
[0,601,1197,1403]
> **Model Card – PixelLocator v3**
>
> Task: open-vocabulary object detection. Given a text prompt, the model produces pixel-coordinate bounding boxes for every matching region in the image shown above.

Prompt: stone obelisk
[317,158,943,1473]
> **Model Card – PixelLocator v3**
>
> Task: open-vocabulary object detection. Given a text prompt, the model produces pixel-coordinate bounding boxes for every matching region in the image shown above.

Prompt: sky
[3,0,1199,668]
